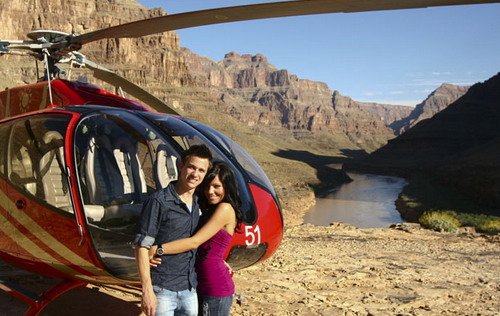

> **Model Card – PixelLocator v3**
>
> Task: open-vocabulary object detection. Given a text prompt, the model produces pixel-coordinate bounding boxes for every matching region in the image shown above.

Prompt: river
[304,173,408,228]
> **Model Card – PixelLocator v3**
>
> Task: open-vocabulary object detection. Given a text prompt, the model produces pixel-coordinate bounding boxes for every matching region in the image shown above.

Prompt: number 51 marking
[244,225,261,246]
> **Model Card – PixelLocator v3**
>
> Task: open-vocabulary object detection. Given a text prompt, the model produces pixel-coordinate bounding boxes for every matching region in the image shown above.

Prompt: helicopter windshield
[181,117,277,198]
[73,109,257,280]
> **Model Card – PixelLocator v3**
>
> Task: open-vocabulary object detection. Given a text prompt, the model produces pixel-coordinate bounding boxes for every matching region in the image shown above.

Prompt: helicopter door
[5,115,72,214]
[74,112,161,279]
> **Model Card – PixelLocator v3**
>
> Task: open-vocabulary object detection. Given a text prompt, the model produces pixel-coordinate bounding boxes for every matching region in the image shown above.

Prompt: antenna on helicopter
[41,48,54,104]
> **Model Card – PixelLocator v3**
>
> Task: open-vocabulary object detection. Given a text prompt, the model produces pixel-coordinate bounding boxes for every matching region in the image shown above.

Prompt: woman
[150,161,243,316]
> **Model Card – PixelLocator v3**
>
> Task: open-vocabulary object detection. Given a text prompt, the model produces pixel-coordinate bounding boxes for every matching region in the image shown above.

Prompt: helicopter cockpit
[71,107,275,279]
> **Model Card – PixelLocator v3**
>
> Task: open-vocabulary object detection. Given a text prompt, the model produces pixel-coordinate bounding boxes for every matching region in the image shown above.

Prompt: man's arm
[136,246,157,316]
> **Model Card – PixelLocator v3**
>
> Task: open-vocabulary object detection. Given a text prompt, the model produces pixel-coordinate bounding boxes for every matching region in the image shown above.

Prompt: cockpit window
[5,115,72,214]
[182,117,277,198]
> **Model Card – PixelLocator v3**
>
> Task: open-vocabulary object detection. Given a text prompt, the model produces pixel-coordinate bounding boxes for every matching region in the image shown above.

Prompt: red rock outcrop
[182,50,395,151]
[390,83,469,135]
[359,102,414,126]
[0,0,192,99]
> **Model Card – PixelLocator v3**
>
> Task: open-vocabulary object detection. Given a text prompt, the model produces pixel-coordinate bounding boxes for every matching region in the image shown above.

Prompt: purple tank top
[195,229,234,297]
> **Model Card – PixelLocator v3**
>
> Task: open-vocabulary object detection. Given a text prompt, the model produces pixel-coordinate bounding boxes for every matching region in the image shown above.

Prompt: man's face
[179,155,210,190]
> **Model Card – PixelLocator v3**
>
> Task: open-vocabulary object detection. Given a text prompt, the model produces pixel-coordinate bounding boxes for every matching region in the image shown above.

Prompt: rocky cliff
[0,0,468,163]
[390,83,470,135]
[345,73,500,211]
[182,49,396,152]
[359,102,414,126]
[0,0,401,154]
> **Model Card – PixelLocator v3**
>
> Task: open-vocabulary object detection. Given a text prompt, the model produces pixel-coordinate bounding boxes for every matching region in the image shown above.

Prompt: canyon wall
[1,0,469,156]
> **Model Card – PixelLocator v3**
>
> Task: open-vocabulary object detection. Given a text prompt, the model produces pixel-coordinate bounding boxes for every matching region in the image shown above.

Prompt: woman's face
[205,175,225,205]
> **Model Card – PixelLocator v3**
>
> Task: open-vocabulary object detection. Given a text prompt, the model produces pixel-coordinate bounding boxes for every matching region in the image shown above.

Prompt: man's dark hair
[181,144,213,165]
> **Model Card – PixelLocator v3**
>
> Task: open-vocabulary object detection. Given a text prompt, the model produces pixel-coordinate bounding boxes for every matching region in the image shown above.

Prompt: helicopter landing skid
[0,278,86,316]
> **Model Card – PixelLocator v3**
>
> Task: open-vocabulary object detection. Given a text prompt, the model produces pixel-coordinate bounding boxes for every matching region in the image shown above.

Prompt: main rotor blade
[71,0,500,45]
[84,60,180,115]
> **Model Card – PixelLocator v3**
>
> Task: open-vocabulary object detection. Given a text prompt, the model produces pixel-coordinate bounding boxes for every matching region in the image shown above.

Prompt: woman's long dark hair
[199,161,243,230]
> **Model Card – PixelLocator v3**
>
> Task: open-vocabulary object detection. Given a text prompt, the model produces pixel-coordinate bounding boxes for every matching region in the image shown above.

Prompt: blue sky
[137,1,500,106]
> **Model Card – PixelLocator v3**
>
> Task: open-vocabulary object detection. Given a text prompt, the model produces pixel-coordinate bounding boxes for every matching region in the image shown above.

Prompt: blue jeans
[199,295,234,316]
[153,286,198,316]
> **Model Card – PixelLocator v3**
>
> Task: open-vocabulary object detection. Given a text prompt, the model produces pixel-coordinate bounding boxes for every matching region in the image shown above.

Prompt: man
[135,144,213,316]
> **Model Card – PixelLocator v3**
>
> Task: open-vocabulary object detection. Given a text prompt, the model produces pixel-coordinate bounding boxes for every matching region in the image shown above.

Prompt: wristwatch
[156,245,165,256]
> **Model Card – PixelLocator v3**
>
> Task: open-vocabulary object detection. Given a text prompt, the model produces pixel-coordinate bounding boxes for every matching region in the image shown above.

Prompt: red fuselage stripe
[0,206,96,277]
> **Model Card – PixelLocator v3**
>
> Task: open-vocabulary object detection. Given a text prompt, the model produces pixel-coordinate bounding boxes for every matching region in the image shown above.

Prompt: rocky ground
[232,223,499,315]
[1,201,499,316]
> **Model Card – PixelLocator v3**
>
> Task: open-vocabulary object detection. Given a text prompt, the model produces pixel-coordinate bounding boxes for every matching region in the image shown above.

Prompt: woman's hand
[150,256,162,267]
[224,260,234,276]
[148,245,162,268]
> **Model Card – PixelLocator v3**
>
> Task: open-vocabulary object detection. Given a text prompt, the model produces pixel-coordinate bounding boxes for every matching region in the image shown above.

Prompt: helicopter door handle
[15,199,26,210]
[66,166,85,246]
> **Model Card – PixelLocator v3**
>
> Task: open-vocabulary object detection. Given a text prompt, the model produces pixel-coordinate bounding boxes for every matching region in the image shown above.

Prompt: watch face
[157,247,164,256]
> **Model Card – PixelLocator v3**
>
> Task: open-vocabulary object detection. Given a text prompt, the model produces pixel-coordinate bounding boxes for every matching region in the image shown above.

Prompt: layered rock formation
[0,0,471,167]
[390,83,470,135]
[359,102,414,126]
[0,0,401,154]
[0,0,192,112]
[182,50,396,152]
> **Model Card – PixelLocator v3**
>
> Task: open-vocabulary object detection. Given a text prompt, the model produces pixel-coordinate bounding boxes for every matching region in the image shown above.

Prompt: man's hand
[141,285,157,316]
[136,246,157,316]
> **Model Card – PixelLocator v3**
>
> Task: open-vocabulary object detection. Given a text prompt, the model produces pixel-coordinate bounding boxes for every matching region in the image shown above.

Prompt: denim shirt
[135,182,200,291]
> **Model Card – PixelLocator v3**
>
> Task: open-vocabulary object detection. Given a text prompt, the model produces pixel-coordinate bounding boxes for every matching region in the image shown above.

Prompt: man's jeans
[199,295,234,316]
[153,286,198,316]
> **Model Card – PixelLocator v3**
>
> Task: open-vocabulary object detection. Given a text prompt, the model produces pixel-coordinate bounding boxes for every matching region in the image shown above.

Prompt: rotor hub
[27,30,69,43]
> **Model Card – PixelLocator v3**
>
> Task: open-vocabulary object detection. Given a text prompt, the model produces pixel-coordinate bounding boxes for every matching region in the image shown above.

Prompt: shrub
[419,211,461,233]
[480,220,500,235]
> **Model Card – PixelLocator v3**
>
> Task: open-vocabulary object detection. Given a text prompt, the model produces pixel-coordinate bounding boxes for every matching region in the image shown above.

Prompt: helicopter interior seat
[39,131,72,212]
[10,146,36,195]
[155,144,178,189]
[102,136,147,221]
[82,136,114,222]
[112,136,147,201]
[83,134,146,223]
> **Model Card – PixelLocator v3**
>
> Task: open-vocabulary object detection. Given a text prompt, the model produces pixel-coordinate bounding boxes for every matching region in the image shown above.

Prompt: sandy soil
[1,221,499,316]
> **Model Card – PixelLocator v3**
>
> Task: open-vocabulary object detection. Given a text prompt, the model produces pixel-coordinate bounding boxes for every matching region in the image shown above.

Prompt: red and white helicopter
[0,0,497,314]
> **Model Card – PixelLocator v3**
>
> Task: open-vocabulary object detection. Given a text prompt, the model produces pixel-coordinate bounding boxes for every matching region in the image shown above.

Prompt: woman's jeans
[153,286,198,316]
[199,295,234,316]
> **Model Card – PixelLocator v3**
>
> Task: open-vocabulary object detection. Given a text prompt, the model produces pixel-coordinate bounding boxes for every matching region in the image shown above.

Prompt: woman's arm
[160,202,235,254]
